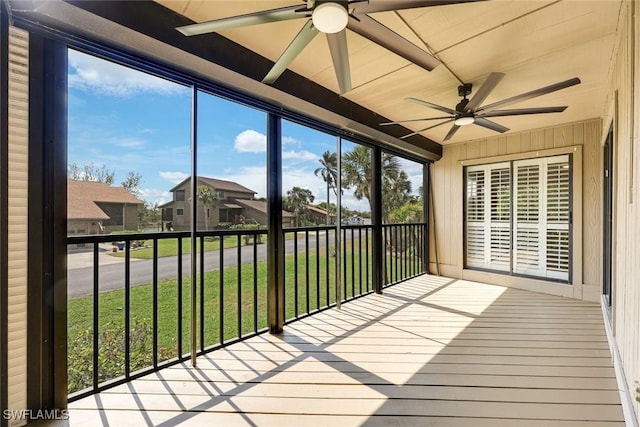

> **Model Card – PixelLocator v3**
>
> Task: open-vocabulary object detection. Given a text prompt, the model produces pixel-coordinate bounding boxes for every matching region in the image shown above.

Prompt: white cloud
[282,136,300,146]
[159,171,189,184]
[111,137,147,149]
[234,130,312,155]
[283,150,318,162]
[139,188,171,205]
[68,49,188,97]
[234,129,266,153]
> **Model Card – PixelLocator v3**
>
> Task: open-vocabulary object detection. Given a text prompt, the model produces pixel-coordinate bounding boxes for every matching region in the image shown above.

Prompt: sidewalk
[67,243,136,270]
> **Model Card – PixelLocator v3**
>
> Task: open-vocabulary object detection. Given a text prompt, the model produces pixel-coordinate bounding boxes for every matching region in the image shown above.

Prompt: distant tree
[68,162,115,185]
[314,150,338,225]
[382,169,412,222]
[197,185,218,230]
[389,202,423,223]
[285,187,315,226]
[121,171,143,196]
[138,201,161,229]
[341,145,401,214]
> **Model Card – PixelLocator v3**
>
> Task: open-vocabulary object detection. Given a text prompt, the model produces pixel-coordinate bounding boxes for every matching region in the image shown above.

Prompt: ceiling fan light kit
[312,2,349,33]
[454,116,475,126]
[388,74,581,141]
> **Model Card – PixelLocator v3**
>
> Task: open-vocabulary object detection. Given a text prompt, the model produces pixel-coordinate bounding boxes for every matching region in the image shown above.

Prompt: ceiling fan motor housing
[458,83,473,98]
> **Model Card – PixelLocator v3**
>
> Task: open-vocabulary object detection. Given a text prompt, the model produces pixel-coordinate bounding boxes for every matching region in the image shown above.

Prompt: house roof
[169,176,256,195]
[308,205,336,217]
[67,179,144,220]
[233,199,296,219]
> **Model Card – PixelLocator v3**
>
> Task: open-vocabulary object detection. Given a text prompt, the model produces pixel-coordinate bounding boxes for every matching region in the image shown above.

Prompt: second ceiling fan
[382,73,581,141]
[176,1,479,94]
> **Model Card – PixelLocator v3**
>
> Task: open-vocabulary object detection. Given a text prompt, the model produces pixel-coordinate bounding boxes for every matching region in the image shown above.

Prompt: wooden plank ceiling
[155,0,621,145]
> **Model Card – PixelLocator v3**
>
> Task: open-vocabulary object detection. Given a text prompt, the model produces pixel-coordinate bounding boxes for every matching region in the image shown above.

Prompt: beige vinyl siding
[607,0,640,421]
[430,118,601,302]
[7,26,28,427]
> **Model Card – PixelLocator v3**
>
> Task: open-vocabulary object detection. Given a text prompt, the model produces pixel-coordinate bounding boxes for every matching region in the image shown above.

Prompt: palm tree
[285,187,315,226]
[342,145,401,213]
[314,150,338,225]
[342,146,404,286]
[197,185,218,230]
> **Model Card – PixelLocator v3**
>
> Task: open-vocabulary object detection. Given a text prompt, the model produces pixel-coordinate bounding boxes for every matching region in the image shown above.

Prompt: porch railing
[383,223,426,287]
[66,222,425,400]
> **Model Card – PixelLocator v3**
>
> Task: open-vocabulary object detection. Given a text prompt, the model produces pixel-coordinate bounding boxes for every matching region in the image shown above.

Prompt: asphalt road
[67,231,354,298]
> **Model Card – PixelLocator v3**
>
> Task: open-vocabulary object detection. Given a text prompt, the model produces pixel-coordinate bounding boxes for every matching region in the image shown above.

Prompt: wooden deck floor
[69,275,625,426]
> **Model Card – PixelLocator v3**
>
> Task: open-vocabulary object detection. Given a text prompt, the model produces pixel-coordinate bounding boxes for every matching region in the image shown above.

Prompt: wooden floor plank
[69,276,624,426]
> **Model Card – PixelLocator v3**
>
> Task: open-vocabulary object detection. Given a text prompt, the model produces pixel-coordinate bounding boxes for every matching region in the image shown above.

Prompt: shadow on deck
[69,275,624,426]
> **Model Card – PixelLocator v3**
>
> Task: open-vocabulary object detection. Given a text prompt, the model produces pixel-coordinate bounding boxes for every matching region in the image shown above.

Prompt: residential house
[234,199,296,228]
[67,179,143,234]
[160,176,254,230]
[306,205,336,225]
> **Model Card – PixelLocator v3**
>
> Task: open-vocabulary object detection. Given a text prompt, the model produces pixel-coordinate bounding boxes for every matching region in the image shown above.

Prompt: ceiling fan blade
[347,14,441,71]
[474,117,510,133]
[400,119,454,139]
[479,77,581,112]
[381,116,453,126]
[479,106,567,118]
[443,124,461,141]
[326,30,352,94]
[176,5,304,36]
[351,0,485,14]
[465,72,505,112]
[406,97,456,115]
[263,20,319,85]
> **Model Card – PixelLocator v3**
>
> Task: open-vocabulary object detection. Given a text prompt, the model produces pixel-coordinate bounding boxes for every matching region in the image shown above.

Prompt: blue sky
[67,49,422,212]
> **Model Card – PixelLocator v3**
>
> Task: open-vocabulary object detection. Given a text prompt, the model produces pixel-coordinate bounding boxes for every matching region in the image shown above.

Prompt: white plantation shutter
[545,159,570,280]
[466,168,485,268]
[466,155,571,282]
[513,155,570,281]
[513,161,542,276]
[466,163,510,271]
[489,167,511,270]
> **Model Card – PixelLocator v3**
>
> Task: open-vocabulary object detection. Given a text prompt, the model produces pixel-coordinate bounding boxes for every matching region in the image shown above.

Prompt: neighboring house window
[96,202,124,226]
[465,154,571,282]
[162,208,173,221]
[177,208,184,216]
[175,189,185,201]
[207,208,210,218]
[217,191,225,199]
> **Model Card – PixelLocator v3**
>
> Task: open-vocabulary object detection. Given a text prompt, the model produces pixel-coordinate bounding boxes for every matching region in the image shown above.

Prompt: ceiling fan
[381,73,581,141]
[176,1,478,94]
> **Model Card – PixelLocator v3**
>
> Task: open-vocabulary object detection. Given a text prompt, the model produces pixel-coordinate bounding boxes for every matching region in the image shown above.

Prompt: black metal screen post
[190,86,198,366]
[423,163,430,274]
[21,33,69,412]
[0,5,9,422]
[267,112,284,333]
[371,146,384,294]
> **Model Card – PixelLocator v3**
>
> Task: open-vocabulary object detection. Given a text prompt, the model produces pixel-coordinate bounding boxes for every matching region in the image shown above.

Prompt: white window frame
[464,154,572,282]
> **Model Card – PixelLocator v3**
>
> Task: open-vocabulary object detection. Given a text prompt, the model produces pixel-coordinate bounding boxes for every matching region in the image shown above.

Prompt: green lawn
[109,235,263,260]
[67,238,422,394]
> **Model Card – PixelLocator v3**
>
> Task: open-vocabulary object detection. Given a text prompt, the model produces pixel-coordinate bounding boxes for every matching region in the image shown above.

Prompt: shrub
[68,319,175,394]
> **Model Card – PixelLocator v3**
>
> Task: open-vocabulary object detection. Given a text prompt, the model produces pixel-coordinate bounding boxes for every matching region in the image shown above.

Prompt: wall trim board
[601,295,640,427]
[457,146,584,298]
[459,145,582,167]
[431,119,602,302]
